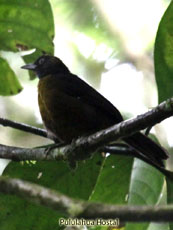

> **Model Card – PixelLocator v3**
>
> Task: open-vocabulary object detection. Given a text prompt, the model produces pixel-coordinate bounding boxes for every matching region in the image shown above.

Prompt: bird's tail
[124,132,168,167]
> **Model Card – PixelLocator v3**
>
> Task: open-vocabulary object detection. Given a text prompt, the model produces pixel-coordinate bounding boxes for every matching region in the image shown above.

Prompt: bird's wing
[56,73,123,123]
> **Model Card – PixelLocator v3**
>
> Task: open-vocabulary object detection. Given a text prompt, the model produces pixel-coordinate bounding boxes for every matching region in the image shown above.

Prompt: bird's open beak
[21,63,37,70]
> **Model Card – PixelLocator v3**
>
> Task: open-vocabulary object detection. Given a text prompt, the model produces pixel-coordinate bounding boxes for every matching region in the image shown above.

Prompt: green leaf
[0,57,22,95]
[0,0,54,53]
[154,1,173,103]
[154,3,173,225]
[0,154,104,229]
[125,159,164,230]
[147,222,169,230]
[90,155,133,204]
[0,195,60,230]
[147,178,169,230]
[3,154,104,200]
[166,178,173,230]
[0,0,54,81]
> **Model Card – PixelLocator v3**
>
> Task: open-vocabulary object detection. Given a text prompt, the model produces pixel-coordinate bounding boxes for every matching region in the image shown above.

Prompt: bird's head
[21,54,69,78]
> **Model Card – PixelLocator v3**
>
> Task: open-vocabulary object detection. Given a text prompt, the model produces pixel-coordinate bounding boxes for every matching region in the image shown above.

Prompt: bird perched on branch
[21,54,168,170]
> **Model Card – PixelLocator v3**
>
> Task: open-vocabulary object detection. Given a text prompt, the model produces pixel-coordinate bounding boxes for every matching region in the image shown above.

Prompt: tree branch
[0,176,173,222]
[0,117,48,138]
[0,143,66,161]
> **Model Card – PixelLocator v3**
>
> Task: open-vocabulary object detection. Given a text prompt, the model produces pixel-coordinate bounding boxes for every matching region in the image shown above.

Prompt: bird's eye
[38,58,45,65]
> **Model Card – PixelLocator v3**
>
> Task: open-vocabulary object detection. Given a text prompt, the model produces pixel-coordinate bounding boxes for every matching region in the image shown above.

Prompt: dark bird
[21,54,168,170]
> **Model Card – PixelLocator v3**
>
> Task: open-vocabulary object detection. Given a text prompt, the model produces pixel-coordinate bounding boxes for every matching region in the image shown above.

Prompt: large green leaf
[154,1,173,103]
[3,154,104,200]
[0,154,104,229]
[0,57,22,95]
[147,179,169,230]
[154,2,173,228]
[125,159,164,230]
[166,146,173,230]
[147,221,169,230]
[90,155,133,204]
[166,178,173,230]
[0,195,60,230]
[0,0,54,52]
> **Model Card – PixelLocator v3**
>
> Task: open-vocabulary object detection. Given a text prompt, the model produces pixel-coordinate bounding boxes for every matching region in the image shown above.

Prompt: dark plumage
[21,54,168,168]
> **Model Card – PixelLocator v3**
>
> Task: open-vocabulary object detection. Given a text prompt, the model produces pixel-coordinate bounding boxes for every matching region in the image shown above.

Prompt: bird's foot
[34,143,59,149]
[44,142,68,158]
[34,142,67,159]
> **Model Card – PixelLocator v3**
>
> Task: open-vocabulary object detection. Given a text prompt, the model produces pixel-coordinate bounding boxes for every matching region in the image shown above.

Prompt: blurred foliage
[0,0,172,230]
[52,0,123,88]
[53,0,121,47]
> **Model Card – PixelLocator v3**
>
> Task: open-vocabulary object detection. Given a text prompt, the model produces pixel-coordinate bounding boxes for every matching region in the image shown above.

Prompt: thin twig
[0,117,47,138]
[102,145,170,177]
[145,126,153,136]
